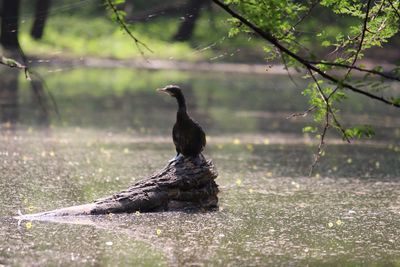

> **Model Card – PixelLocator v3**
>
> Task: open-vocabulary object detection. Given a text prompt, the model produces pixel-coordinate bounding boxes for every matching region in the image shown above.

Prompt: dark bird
[157,85,206,160]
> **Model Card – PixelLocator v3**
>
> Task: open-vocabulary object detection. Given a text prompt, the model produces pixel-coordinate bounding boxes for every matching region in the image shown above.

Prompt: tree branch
[291,0,318,31]
[308,61,400,82]
[387,0,400,20]
[327,0,372,101]
[308,69,330,176]
[279,51,300,89]
[0,55,26,69]
[105,0,153,56]
[286,106,316,119]
[1,48,59,119]
[211,0,400,108]
[307,68,350,175]
[309,111,329,176]
[308,69,350,143]
[350,0,372,68]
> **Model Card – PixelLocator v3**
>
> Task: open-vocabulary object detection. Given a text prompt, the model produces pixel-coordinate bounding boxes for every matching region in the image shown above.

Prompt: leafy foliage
[345,125,375,139]
[215,0,399,169]
[102,0,398,163]
[9,0,399,168]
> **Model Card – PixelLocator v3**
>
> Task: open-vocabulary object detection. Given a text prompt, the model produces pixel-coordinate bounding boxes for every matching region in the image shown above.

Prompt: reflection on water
[12,67,400,140]
[0,67,399,266]
[0,64,50,131]
[0,66,19,130]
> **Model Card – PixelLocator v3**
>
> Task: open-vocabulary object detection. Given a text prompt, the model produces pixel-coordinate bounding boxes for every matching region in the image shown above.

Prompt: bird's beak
[157,87,170,95]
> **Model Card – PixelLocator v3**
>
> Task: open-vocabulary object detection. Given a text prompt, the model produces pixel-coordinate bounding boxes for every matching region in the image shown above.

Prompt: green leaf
[303,126,318,133]
[390,97,400,105]
[345,125,375,139]
[321,40,331,47]
[111,0,125,4]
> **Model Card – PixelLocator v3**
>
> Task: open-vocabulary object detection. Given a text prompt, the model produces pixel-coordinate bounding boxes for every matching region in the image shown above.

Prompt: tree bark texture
[17,156,218,219]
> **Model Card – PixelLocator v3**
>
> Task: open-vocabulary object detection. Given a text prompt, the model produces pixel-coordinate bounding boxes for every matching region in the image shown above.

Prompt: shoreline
[27,55,397,76]
[29,56,288,75]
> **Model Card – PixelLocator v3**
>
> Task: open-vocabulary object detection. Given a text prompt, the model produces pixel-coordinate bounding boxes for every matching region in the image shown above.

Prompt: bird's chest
[173,118,195,142]
[173,121,190,138]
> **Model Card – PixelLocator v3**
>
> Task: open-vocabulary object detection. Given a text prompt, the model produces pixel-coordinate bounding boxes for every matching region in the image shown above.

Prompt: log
[16,155,218,220]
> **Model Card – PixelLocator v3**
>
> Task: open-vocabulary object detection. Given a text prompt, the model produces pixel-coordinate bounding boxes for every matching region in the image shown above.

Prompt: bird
[157,85,206,161]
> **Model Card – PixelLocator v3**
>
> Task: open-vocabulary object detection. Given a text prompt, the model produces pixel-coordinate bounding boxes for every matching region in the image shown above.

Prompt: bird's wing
[201,128,206,148]
[190,119,206,152]
[172,123,181,153]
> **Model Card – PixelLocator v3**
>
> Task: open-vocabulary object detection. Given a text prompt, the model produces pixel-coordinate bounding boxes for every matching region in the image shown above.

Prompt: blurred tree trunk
[31,0,51,40]
[126,1,186,22]
[0,0,21,129]
[173,0,208,42]
[0,0,50,129]
[0,0,21,49]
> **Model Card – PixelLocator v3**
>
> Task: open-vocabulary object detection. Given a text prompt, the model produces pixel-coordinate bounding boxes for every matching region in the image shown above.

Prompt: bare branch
[0,56,26,69]
[286,106,316,119]
[105,0,153,56]
[309,113,329,176]
[211,0,400,108]
[308,69,330,176]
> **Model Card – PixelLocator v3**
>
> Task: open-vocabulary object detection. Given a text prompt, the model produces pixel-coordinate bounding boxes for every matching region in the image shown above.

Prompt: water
[0,67,399,266]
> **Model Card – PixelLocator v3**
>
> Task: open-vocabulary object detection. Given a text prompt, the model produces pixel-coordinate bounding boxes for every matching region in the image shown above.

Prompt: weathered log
[16,155,218,219]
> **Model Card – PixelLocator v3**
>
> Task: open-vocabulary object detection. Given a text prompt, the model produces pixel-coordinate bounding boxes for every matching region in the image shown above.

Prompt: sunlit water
[0,67,399,266]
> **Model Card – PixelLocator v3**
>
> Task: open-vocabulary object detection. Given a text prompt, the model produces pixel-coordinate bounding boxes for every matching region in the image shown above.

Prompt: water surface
[0,67,399,266]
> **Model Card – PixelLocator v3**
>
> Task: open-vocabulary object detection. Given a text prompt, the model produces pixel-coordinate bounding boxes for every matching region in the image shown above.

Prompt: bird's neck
[175,94,187,119]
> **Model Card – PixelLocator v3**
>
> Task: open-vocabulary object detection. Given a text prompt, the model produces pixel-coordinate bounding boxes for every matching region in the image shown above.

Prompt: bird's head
[157,85,182,98]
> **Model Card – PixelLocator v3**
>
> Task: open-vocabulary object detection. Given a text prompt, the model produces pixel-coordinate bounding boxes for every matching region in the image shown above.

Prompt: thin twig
[29,69,61,118]
[279,51,300,88]
[308,68,349,175]
[387,0,400,19]
[327,0,372,101]
[309,110,329,176]
[106,0,153,56]
[291,0,318,31]
[286,106,316,119]
[348,0,372,70]
[308,61,400,82]
[308,69,350,143]
[15,45,60,120]
[370,0,386,22]
[211,0,400,108]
